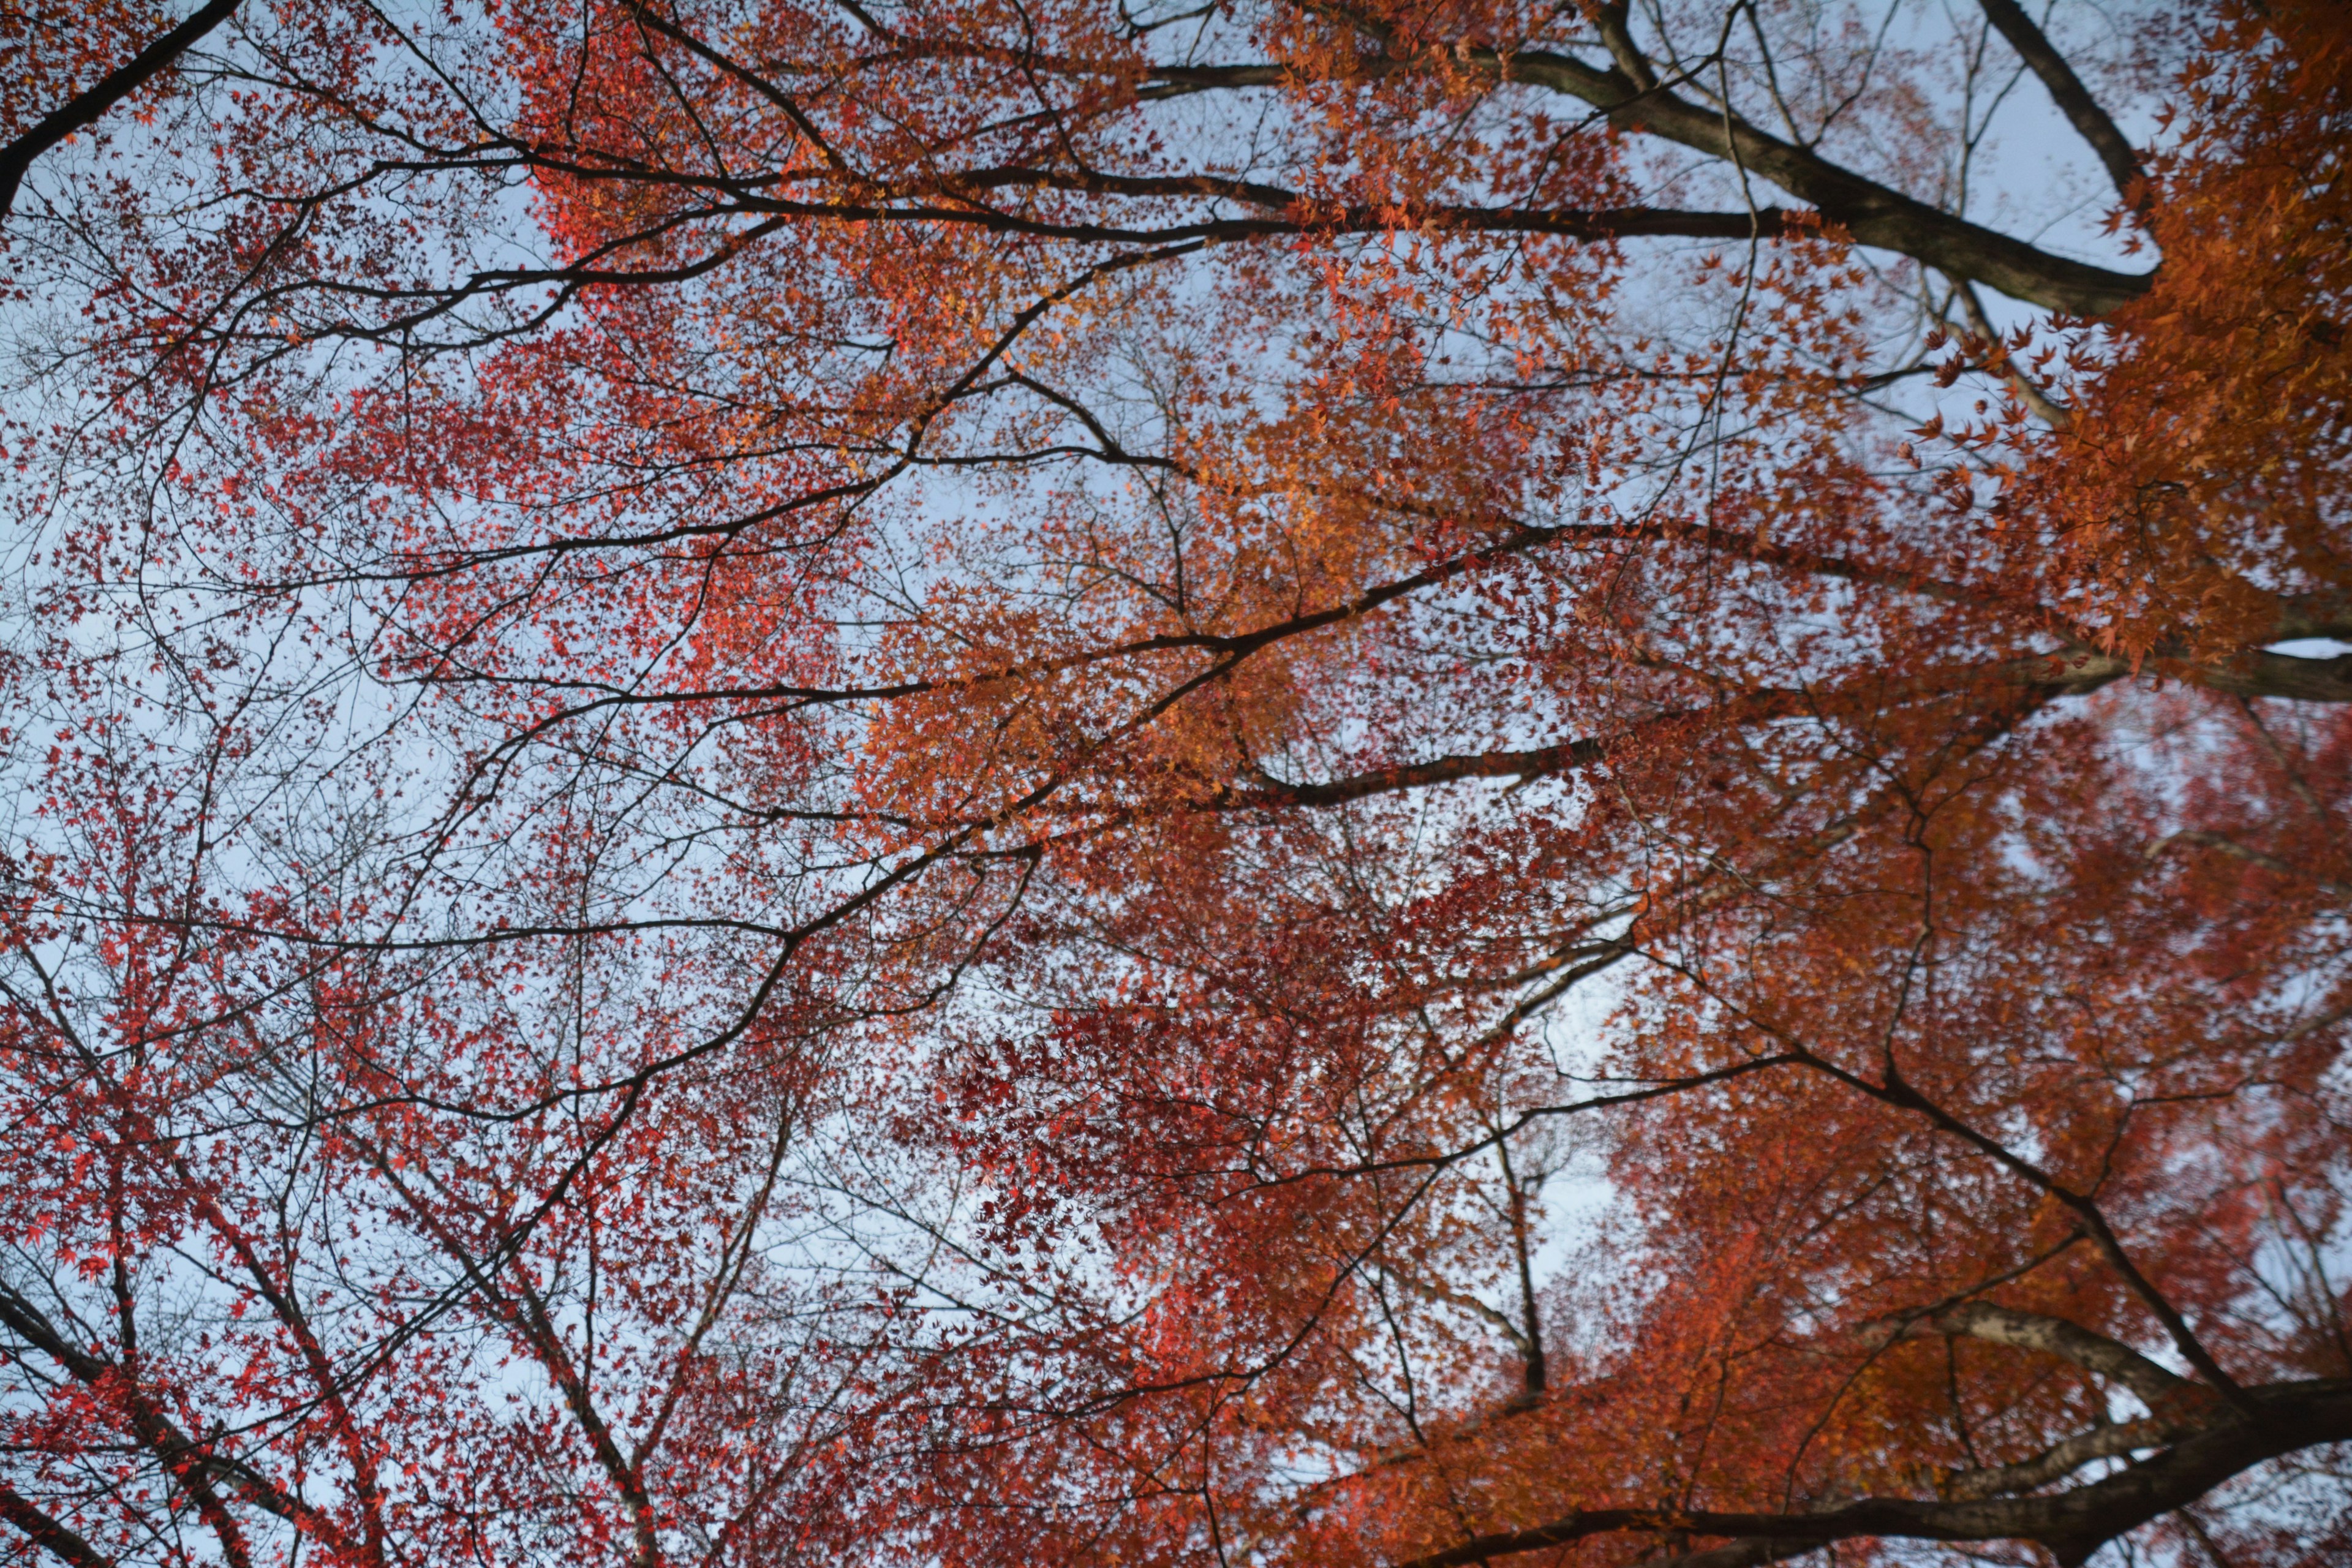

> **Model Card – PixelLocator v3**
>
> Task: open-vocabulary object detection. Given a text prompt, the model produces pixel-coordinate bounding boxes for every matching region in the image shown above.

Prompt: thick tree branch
[0,1482,115,1568]
[0,0,243,222]
[1283,4,2150,313]
[1508,49,2146,313]
[0,1283,328,1546]
[1213,621,2351,813]
[1385,1381,2352,1568]
[2274,589,2352,641]
[1929,1303,2190,1407]
[1812,1057,2248,1403]
[1943,1414,2193,1500]
[2173,648,2352,702]
[1976,0,2147,202]
[936,164,1791,241]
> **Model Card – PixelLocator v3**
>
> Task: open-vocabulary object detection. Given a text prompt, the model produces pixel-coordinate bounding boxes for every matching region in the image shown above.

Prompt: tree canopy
[0,2,2348,1566]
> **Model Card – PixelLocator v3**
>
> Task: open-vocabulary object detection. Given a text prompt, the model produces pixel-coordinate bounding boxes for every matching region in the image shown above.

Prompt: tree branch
[0,1482,116,1568]
[1943,1414,2193,1500]
[2144,829,2352,899]
[1385,1382,2352,1568]
[1975,0,2147,202]
[1289,3,2150,313]
[0,0,243,222]
[1929,1303,2190,1407]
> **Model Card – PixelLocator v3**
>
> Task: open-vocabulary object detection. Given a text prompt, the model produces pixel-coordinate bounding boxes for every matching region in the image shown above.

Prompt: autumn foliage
[0,1,2348,1566]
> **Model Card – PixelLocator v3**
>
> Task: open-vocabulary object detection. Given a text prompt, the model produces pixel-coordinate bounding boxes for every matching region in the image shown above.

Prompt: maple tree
[1,0,2350,1566]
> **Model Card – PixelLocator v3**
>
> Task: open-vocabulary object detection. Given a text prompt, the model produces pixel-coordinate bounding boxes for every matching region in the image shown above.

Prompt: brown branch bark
[1385,1381,2352,1568]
